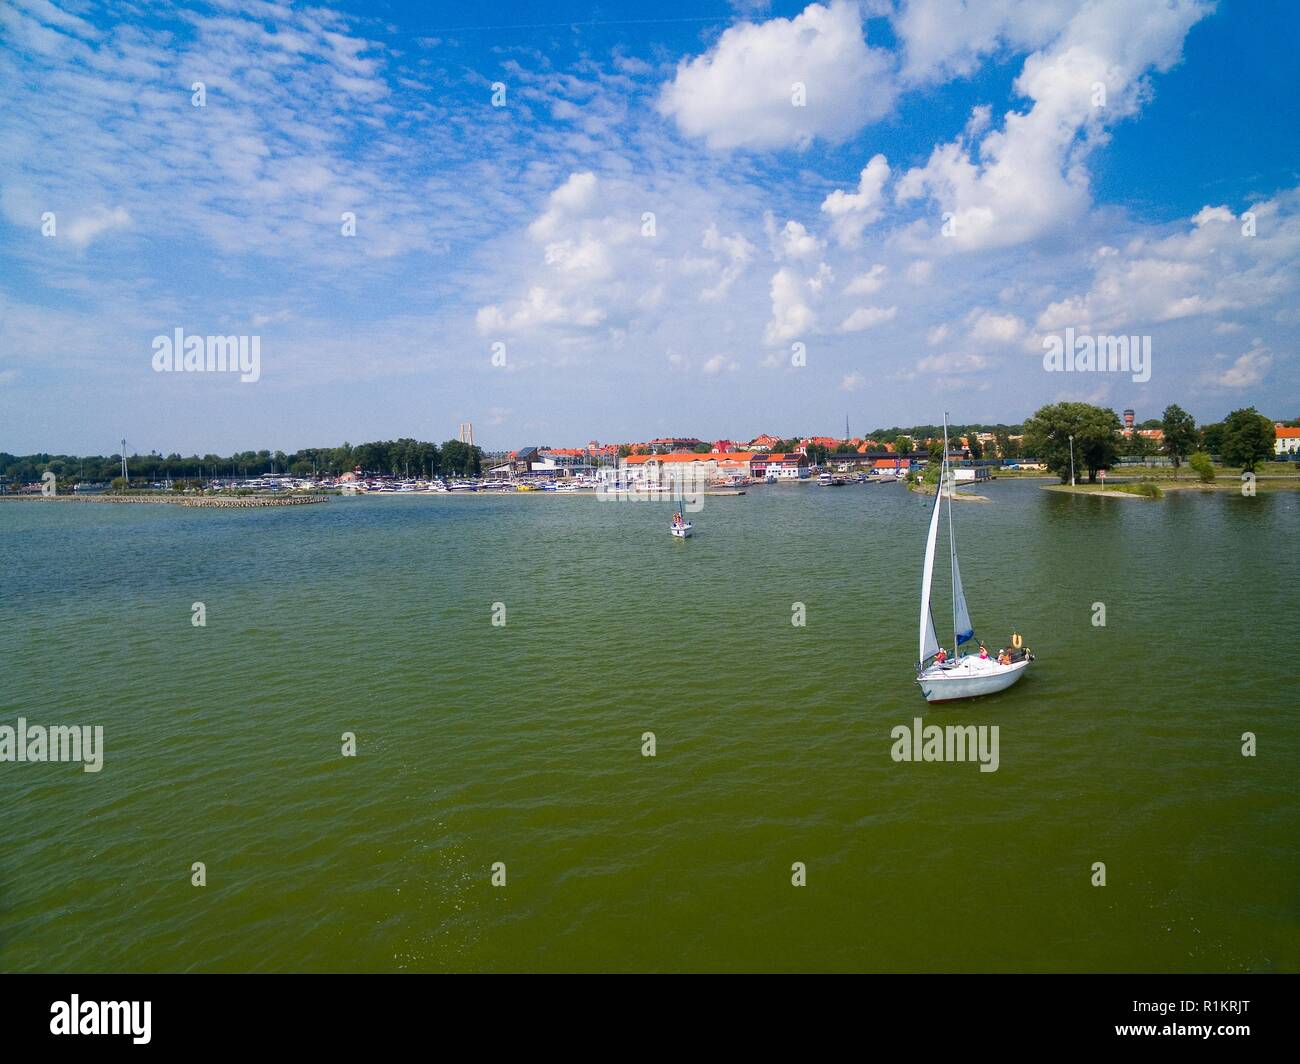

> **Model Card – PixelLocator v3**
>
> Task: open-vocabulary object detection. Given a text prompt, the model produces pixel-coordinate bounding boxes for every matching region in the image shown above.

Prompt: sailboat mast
[944,414,959,655]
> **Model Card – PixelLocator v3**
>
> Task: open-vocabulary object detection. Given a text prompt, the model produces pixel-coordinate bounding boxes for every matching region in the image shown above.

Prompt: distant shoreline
[0,494,328,507]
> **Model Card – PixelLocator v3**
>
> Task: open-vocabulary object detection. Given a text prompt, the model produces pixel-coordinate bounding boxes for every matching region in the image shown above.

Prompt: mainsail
[922,414,975,664]
[918,475,943,664]
[945,458,975,647]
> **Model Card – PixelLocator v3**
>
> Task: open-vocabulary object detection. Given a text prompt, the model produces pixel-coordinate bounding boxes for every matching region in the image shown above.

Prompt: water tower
[1123,409,1135,429]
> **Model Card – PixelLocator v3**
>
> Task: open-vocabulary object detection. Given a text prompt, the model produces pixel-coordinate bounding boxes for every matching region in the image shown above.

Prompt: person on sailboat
[673,511,683,526]
[978,644,989,660]
[935,648,948,664]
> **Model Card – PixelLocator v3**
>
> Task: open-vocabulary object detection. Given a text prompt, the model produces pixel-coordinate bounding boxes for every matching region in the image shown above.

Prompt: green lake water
[0,480,1296,972]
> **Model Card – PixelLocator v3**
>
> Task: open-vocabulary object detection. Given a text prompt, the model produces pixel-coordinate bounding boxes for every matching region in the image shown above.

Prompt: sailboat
[916,416,1033,703]
[669,470,693,538]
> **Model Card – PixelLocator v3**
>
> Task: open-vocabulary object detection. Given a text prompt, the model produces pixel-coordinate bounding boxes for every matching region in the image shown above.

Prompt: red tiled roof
[623,452,757,465]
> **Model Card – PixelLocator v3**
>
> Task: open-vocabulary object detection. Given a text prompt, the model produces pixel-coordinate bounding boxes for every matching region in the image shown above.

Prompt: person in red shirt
[935,648,948,664]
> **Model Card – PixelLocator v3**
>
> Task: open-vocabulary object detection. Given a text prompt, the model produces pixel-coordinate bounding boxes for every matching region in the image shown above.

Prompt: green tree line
[0,438,483,487]
[1023,403,1280,482]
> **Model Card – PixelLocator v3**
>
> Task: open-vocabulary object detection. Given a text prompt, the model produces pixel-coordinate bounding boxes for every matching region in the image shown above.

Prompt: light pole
[1069,434,1076,487]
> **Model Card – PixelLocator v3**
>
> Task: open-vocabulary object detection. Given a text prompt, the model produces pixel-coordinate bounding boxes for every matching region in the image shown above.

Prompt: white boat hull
[917,656,1030,703]
[670,523,693,538]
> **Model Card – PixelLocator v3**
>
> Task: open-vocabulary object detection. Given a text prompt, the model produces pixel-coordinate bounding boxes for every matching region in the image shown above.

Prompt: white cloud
[764,267,815,344]
[767,215,825,262]
[476,286,607,333]
[251,310,293,327]
[895,0,1212,252]
[821,153,890,246]
[805,262,834,293]
[1206,344,1273,389]
[64,205,131,248]
[915,352,992,374]
[528,172,600,241]
[844,264,887,295]
[840,305,897,332]
[658,1,895,150]
[966,309,1026,344]
[841,371,865,391]
[1036,192,1300,333]
[699,223,756,300]
[893,0,1080,84]
[543,236,614,280]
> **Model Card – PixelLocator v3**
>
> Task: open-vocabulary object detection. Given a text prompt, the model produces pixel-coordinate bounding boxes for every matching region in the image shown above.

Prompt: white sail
[952,550,974,646]
[918,479,943,663]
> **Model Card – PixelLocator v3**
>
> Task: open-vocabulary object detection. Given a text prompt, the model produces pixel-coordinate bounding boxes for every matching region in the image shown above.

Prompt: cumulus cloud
[966,309,1026,344]
[892,0,1081,84]
[528,172,600,241]
[895,0,1211,251]
[764,267,816,344]
[478,172,625,335]
[821,153,890,246]
[1035,192,1300,334]
[658,1,895,150]
[766,215,825,262]
[476,286,607,333]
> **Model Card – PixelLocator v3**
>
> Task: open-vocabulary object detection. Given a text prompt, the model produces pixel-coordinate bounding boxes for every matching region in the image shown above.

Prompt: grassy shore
[1043,473,1300,498]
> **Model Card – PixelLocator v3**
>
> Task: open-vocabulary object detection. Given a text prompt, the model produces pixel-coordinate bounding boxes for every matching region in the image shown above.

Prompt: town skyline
[6,399,1296,471]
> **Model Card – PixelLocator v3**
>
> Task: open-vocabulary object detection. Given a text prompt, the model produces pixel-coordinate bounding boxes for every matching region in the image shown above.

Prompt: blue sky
[1,0,1296,454]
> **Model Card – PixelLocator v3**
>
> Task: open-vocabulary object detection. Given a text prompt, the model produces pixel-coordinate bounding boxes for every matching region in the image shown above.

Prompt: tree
[967,435,983,460]
[806,443,830,466]
[895,436,913,455]
[1124,431,1153,459]
[692,442,712,453]
[1199,422,1224,455]
[1218,407,1275,472]
[1160,404,1197,471]
[1189,452,1216,483]
[1023,402,1121,483]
